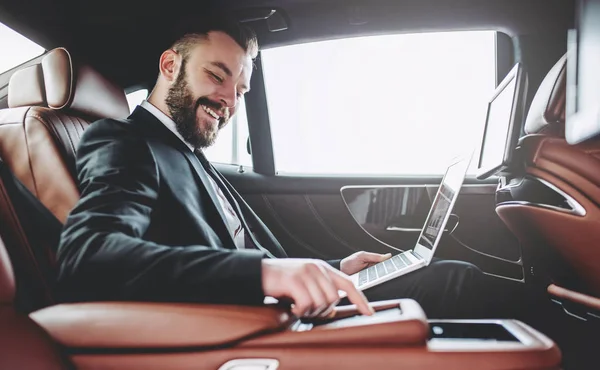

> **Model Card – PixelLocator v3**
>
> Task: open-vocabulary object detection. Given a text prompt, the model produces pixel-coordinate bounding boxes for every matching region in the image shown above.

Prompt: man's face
[165,31,253,148]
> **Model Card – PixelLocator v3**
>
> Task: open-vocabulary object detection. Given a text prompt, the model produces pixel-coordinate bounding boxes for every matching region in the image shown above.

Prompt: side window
[261,31,498,175]
[204,97,252,167]
[126,89,148,112]
[0,22,45,74]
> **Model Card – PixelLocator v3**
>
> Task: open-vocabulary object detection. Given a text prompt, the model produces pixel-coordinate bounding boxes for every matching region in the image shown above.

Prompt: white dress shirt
[139,100,246,249]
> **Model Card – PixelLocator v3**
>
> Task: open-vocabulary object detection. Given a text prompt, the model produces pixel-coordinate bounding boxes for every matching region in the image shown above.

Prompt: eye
[208,70,224,84]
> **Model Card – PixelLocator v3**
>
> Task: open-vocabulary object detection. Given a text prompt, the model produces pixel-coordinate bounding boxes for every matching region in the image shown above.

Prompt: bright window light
[262,31,497,175]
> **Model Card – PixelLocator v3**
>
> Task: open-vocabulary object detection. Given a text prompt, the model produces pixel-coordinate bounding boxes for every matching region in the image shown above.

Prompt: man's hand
[340,251,393,275]
[262,259,374,318]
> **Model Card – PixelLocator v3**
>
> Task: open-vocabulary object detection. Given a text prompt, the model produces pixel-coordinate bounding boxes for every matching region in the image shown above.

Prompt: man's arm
[56,120,266,305]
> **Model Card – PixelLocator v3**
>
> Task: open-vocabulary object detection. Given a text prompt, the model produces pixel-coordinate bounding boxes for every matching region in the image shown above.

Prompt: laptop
[348,154,472,292]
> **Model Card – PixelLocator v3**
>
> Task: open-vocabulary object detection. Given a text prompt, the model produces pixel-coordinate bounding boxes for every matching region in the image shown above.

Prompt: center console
[30,299,561,370]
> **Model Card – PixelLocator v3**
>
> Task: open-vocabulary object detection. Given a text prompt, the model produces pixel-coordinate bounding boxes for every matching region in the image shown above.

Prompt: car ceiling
[0,0,574,89]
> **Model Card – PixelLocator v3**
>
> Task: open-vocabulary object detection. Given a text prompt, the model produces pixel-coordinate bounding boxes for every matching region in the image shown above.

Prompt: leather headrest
[7,64,46,108]
[8,48,130,120]
[524,53,567,135]
[0,237,15,304]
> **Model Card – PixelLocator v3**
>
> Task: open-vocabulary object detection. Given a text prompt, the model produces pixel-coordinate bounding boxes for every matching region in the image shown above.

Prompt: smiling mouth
[200,104,221,120]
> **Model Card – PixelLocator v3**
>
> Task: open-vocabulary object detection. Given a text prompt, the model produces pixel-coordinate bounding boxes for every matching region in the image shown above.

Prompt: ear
[159,49,181,83]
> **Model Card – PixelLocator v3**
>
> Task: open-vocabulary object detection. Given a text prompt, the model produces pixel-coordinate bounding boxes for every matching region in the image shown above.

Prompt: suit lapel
[185,150,236,247]
[203,161,277,258]
[129,107,236,249]
[198,153,287,259]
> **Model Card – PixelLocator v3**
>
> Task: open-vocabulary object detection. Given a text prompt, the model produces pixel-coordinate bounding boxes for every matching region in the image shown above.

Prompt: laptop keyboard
[358,252,416,287]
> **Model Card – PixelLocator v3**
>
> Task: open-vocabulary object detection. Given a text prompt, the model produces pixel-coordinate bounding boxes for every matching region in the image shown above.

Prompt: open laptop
[348,154,472,292]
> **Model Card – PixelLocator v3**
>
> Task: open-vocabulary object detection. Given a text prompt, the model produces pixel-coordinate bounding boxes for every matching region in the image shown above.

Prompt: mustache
[195,97,225,115]
[195,97,230,128]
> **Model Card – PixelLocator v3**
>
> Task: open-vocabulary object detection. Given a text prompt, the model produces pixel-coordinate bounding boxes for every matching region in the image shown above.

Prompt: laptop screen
[416,157,470,252]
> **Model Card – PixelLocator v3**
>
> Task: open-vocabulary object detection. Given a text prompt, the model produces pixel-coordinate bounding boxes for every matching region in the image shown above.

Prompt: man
[56,15,484,319]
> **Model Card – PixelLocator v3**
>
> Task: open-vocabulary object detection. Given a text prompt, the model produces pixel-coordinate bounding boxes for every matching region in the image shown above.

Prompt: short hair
[169,14,259,62]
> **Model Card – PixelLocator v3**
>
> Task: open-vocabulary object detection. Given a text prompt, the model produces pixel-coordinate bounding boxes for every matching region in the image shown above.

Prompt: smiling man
[56,14,486,319]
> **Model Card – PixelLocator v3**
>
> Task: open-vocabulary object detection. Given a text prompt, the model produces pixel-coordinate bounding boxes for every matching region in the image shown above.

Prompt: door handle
[386,214,460,234]
[385,226,422,232]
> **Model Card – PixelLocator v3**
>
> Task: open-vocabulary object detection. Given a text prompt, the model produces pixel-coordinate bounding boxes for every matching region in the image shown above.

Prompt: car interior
[0,0,599,369]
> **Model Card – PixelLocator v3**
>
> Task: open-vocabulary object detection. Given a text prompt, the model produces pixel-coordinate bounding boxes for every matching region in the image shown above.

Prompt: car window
[204,97,252,167]
[261,31,497,175]
[0,21,45,74]
[126,89,148,112]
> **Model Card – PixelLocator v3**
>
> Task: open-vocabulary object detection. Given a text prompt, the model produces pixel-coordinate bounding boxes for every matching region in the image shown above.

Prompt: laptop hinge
[411,249,424,260]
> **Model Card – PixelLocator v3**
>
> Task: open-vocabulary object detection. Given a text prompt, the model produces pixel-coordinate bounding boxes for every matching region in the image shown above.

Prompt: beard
[165,66,230,149]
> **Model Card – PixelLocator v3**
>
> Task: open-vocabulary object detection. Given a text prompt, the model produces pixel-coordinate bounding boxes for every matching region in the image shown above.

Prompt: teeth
[202,105,219,120]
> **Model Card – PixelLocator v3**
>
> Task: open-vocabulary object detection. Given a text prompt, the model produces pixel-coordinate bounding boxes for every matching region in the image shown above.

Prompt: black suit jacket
[57,106,338,306]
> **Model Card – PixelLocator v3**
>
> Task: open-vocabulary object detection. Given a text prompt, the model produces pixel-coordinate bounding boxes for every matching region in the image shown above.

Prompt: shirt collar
[140,100,195,152]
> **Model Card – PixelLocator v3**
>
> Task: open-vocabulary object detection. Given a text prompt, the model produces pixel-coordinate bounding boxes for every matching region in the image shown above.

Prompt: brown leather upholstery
[29,299,428,350]
[38,48,129,120]
[0,231,15,304]
[1,47,129,223]
[0,235,69,369]
[0,47,129,313]
[520,134,600,205]
[30,299,560,370]
[30,302,293,349]
[497,167,600,296]
[70,345,561,370]
[7,64,46,108]
[497,52,600,300]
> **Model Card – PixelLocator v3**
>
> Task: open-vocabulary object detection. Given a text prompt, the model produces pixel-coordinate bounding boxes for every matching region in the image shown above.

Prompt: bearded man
[56,14,484,320]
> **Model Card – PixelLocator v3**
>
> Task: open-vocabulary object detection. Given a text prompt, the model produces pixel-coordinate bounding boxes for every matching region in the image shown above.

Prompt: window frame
[244,30,512,181]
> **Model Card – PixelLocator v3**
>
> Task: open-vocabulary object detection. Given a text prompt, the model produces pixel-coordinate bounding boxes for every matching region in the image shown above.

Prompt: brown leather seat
[0,233,70,369]
[0,47,130,223]
[496,53,600,301]
[0,47,129,312]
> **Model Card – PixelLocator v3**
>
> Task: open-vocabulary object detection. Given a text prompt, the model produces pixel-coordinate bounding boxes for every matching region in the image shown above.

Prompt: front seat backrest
[496,53,600,297]
[0,47,129,223]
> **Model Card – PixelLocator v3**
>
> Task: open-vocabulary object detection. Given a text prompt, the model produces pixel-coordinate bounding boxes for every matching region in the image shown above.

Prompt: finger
[303,267,329,317]
[288,277,314,318]
[312,264,341,314]
[315,264,342,305]
[361,252,392,262]
[319,303,336,319]
[327,269,374,316]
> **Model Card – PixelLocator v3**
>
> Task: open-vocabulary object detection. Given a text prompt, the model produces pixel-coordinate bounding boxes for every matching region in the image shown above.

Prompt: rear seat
[0,47,130,312]
[0,46,129,223]
[0,233,70,369]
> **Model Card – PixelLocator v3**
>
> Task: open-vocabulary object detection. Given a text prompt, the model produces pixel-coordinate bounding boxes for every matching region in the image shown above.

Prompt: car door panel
[217,164,524,281]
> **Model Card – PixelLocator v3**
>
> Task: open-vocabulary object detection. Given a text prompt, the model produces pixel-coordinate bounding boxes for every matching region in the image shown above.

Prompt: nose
[218,85,237,109]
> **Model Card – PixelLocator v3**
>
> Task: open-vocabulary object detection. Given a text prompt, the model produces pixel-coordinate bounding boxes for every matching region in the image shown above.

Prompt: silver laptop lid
[413,154,472,263]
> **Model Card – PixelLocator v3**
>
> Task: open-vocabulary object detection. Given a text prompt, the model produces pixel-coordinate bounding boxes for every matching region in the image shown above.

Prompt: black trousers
[343,259,490,319]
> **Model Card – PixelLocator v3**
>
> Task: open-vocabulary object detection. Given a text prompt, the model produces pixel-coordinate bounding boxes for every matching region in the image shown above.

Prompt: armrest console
[30,302,293,349]
[30,299,426,350]
[30,299,561,370]
[245,299,428,347]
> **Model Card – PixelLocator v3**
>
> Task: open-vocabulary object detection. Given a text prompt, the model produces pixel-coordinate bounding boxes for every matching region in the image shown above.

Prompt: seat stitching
[22,109,40,198]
